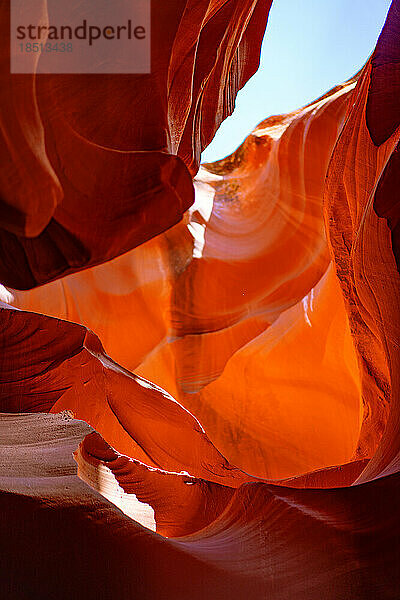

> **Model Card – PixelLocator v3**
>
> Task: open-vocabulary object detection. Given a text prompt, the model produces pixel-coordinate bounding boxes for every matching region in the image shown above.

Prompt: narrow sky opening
[201,0,392,163]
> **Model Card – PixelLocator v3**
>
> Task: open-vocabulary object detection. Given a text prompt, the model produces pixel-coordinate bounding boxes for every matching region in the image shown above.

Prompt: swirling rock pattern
[0,0,271,289]
[2,0,400,598]
[325,0,400,482]
[11,77,360,480]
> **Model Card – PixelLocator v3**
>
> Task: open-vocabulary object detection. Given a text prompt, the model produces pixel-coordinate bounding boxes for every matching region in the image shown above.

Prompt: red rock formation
[1,412,400,599]
[2,0,400,598]
[324,0,400,481]
[0,0,272,289]
[0,303,253,485]
[11,77,360,480]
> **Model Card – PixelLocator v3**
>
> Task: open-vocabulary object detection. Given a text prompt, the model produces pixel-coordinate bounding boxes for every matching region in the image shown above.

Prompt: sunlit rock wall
[1,1,400,598]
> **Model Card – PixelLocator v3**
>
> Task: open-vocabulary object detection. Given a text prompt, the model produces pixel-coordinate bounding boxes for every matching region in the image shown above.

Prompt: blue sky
[202,0,392,163]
